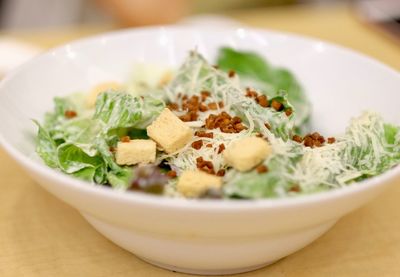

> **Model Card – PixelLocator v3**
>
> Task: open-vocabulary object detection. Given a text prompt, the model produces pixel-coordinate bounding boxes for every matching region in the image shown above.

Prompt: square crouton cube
[223,137,271,172]
[86,81,121,108]
[115,139,156,165]
[177,170,222,198]
[147,108,193,153]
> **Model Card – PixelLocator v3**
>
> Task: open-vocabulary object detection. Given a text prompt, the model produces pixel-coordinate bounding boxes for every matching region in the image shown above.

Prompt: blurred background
[0,0,398,30]
[0,0,399,76]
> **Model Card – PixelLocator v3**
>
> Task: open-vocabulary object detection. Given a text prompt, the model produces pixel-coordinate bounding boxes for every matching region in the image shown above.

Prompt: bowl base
[139,256,278,275]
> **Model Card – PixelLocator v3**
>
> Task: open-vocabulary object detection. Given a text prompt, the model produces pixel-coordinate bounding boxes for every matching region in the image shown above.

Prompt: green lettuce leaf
[343,112,400,177]
[34,120,58,168]
[57,143,105,173]
[93,91,165,131]
[107,168,134,189]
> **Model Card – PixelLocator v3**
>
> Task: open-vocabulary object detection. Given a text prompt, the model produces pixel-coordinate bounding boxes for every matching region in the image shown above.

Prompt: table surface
[1,3,400,277]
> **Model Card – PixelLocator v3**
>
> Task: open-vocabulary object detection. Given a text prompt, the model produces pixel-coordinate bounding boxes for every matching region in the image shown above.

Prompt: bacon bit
[167,103,179,111]
[302,132,326,148]
[205,112,246,133]
[179,114,192,122]
[191,140,203,150]
[109,146,116,153]
[64,110,77,119]
[228,70,236,78]
[245,88,258,98]
[292,135,303,143]
[203,161,214,169]
[218,101,224,108]
[216,169,225,176]
[166,170,177,178]
[120,136,130,143]
[256,165,269,174]
[234,123,246,132]
[264,122,271,130]
[303,136,314,148]
[256,95,269,108]
[285,108,293,117]
[232,116,242,124]
[218,143,225,154]
[189,111,198,121]
[208,102,218,110]
[289,184,301,192]
[182,95,188,101]
[221,126,235,133]
[206,144,213,148]
[311,132,320,140]
[256,132,263,138]
[199,104,208,112]
[327,137,336,144]
[205,115,216,129]
[195,131,214,138]
[271,100,283,111]
[196,157,215,174]
[200,91,210,101]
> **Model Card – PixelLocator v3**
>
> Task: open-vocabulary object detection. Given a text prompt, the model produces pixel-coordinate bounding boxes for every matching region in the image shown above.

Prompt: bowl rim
[0,25,399,210]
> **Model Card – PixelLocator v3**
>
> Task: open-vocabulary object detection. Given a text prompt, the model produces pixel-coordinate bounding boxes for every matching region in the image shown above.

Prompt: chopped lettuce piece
[94,91,165,131]
[34,120,58,168]
[107,167,134,189]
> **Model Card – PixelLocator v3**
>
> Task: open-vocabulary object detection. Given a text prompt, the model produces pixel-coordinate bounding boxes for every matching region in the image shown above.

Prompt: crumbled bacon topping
[200,91,210,101]
[196,157,215,174]
[191,140,203,150]
[208,102,218,110]
[292,135,303,143]
[120,136,130,143]
[216,169,225,176]
[245,88,258,98]
[228,70,236,78]
[289,184,301,192]
[302,132,325,148]
[205,112,247,133]
[327,137,336,144]
[64,110,77,119]
[166,170,177,178]
[167,103,179,111]
[256,165,269,174]
[271,100,283,111]
[218,143,225,154]
[195,131,213,138]
[256,95,269,108]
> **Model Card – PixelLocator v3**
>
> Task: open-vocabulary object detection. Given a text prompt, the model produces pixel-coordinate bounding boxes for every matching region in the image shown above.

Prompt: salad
[35,47,400,199]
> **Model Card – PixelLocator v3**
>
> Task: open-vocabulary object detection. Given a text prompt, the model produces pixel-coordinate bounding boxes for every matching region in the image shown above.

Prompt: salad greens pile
[35,47,400,199]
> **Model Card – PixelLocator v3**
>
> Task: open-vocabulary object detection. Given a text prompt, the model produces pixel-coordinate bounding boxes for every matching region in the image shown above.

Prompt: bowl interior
[0,27,399,163]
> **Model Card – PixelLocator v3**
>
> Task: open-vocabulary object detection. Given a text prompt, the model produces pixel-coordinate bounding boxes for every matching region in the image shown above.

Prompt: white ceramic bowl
[1,27,399,275]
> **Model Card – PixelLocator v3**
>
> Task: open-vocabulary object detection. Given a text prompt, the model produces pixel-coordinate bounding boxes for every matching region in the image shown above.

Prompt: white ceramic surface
[0,27,399,275]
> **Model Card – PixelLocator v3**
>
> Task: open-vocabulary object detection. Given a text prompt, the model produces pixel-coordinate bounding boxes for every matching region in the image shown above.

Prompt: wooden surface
[1,3,400,276]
